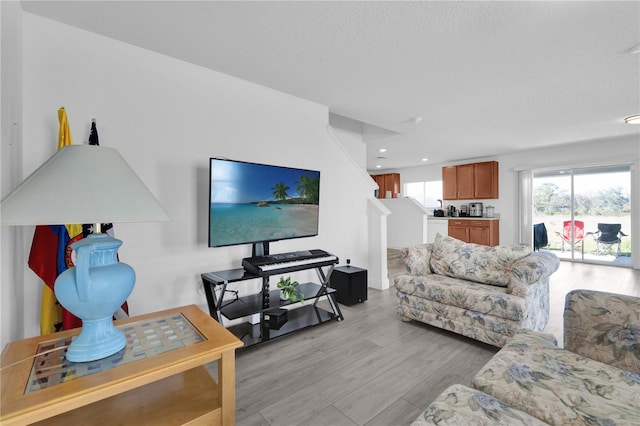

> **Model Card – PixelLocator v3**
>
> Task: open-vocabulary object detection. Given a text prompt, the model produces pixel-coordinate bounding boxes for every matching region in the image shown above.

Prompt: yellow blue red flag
[28,112,129,333]
[29,107,83,333]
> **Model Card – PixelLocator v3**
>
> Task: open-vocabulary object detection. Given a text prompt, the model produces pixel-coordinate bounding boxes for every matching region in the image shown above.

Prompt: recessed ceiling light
[624,114,640,124]
[421,158,428,162]
[379,148,387,153]
[375,165,382,168]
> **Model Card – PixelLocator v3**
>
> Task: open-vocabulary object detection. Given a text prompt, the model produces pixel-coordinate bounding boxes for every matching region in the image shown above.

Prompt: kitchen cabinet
[442,161,498,200]
[448,219,499,246]
[371,173,400,198]
[474,161,499,199]
[442,166,459,199]
[448,221,470,242]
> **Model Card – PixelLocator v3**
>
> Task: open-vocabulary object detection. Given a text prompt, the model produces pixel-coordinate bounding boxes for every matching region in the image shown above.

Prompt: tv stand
[251,241,269,257]
[201,251,342,350]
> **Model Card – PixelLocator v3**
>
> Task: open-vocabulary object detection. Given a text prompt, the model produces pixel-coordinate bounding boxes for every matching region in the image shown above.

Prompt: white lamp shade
[1,145,170,225]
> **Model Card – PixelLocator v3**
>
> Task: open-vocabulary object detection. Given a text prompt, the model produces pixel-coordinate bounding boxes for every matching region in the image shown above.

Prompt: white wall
[1,0,25,346]
[328,113,367,170]
[367,198,390,290]
[1,12,372,345]
[388,136,640,267]
[380,198,430,249]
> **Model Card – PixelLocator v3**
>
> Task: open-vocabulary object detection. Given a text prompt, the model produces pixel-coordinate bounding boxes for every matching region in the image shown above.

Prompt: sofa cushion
[411,384,547,426]
[396,292,525,347]
[564,289,640,374]
[430,234,532,287]
[401,243,433,275]
[472,329,640,425]
[394,274,527,321]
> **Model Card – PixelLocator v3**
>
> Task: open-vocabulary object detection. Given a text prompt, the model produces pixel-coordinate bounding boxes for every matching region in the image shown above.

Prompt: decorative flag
[29,107,82,333]
[88,118,99,145]
[29,112,128,333]
[87,119,129,320]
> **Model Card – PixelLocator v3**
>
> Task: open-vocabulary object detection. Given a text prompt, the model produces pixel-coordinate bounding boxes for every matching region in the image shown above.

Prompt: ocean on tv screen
[209,202,319,246]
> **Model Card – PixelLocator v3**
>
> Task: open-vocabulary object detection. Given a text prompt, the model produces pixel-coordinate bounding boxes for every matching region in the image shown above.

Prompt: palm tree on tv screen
[294,173,320,204]
[272,182,289,202]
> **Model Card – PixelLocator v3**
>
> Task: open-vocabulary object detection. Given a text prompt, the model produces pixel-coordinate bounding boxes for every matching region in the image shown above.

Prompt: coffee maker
[447,205,457,217]
[469,202,483,217]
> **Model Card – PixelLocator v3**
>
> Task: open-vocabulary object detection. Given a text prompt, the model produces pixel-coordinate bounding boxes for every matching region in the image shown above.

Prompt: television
[208,158,321,252]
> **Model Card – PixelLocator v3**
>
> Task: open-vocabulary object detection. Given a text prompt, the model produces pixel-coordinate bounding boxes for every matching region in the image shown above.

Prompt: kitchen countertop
[427,216,499,220]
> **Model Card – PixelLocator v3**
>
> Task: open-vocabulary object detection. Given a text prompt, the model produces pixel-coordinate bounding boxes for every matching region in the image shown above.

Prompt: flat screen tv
[208,158,320,250]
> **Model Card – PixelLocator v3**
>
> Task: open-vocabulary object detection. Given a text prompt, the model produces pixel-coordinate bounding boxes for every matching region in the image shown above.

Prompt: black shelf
[227,304,337,350]
[201,269,255,284]
[200,253,343,350]
[220,282,336,320]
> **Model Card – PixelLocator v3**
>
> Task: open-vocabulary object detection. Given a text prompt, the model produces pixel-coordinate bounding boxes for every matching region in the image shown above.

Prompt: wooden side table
[330,265,368,306]
[1,305,243,425]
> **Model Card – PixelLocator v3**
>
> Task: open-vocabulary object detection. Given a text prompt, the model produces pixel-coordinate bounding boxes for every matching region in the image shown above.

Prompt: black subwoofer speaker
[330,265,367,306]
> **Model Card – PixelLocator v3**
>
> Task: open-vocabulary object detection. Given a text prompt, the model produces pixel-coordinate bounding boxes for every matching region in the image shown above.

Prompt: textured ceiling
[21,1,640,170]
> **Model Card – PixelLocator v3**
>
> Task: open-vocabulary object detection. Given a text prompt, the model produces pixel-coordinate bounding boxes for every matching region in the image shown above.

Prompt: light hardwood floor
[544,259,640,344]
[223,260,639,426]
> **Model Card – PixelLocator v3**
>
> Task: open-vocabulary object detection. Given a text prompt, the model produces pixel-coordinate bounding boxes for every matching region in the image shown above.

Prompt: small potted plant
[277,276,303,303]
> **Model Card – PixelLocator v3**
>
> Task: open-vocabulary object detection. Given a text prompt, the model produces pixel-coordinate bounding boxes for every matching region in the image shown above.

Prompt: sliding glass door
[532,165,632,266]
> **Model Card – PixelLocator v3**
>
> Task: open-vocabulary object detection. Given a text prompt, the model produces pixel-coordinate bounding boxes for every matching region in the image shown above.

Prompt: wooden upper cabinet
[442,161,499,200]
[442,166,457,199]
[456,164,475,199]
[371,173,400,198]
[384,173,400,196]
[474,161,499,199]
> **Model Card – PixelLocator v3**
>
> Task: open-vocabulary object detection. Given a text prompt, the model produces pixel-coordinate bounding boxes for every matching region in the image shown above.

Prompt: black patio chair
[533,223,548,251]
[586,223,628,256]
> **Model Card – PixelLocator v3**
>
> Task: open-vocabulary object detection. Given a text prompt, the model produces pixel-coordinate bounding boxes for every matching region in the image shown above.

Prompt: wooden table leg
[219,350,236,425]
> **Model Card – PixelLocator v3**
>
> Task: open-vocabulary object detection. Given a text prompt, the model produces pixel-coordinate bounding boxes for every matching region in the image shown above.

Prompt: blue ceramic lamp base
[66,318,126,362]
[55,233,135,363]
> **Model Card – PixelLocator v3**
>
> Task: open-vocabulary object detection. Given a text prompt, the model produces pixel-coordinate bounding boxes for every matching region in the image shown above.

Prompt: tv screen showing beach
[209,158,320,247]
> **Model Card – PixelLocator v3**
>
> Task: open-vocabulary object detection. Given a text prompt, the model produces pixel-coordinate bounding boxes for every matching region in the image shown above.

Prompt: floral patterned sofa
[394,234,560,347]
[412,289,640,425]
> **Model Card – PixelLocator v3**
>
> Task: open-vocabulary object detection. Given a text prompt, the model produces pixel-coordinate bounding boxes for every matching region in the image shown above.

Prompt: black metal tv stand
[201,248,342,350]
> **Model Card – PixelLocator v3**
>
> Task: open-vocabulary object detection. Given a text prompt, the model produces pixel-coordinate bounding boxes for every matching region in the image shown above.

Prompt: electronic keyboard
[242,249,338,276]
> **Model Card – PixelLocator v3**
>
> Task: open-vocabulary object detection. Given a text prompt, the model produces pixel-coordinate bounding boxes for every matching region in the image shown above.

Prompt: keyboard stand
[313,264,342,320]
[200,271,244,326]
[201,255,342,350]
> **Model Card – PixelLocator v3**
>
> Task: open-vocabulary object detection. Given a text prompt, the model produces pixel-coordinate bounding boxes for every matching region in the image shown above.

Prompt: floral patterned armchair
[468,290,640,425]
[413,290,640,425]
[564,289,640,374]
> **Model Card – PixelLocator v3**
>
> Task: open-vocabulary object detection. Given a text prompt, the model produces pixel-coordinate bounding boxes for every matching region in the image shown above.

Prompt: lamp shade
[1,144,170,225]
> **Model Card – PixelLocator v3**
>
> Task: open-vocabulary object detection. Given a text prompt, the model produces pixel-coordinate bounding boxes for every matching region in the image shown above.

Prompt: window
[405,180,443,209]
[532,165,632,266]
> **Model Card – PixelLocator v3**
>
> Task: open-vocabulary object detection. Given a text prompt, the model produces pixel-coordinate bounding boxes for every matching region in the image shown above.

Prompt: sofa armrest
[400,243,434,276]
[514,328,559,347]
[508,251,559,298]
[564,289,640,373]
